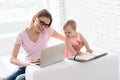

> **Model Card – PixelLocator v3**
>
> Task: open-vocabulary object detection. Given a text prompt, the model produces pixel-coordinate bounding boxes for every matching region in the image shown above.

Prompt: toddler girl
[63,20,93,58]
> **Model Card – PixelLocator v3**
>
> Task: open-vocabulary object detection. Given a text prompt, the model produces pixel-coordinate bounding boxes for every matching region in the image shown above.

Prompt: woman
[3,9,65,80]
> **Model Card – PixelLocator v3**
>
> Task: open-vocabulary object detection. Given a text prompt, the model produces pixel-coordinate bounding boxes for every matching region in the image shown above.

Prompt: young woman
[3,9,65,80]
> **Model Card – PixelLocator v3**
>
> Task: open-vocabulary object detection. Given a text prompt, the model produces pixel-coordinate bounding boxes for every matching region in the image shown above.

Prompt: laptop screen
[40,43,65,68]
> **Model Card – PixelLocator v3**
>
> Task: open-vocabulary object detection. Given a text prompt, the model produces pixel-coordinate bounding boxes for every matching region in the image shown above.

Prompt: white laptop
[32,43,66,68]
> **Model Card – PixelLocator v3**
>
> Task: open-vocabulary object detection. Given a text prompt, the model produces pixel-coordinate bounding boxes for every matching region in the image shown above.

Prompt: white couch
[26,53,119,80]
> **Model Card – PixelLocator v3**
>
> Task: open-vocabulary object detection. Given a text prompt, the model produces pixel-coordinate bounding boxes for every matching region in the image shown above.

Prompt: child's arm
[65,39,78,55]
[80,34,93,53]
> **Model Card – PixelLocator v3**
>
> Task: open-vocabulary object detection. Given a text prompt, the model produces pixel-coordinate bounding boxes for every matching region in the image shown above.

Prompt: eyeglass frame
[37,18,50,28]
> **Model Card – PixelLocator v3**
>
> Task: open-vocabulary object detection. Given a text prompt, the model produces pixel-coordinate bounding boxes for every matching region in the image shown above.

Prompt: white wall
[61,0,120,54]
[48,0,64,34]
[0,20,30,56]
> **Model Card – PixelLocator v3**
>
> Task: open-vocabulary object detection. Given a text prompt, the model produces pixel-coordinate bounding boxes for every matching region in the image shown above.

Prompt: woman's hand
[23,62,30,67]
[29,59,41,66]
[30,59,41,63]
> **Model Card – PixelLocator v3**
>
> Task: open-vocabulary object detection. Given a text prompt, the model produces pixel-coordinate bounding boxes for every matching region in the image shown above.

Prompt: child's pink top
[65,32,82,58]
[15,27,55,61]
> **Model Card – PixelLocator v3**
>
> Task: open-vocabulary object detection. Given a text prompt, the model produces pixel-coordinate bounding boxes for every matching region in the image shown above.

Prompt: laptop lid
[40,43,65,68]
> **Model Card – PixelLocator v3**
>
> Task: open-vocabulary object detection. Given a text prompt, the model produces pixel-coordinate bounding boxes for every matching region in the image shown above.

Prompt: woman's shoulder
[44,27,55,35]
[46,27,55,31]
[17,28,27,37]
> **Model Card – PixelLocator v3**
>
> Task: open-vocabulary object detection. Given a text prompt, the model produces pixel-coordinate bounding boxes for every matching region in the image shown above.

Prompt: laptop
[32,43,65,68]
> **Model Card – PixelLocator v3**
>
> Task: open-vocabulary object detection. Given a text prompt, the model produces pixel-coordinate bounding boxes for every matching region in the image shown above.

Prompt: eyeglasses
[38,18,50,28]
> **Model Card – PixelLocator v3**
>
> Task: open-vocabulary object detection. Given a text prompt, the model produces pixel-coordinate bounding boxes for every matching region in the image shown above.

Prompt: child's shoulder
[76,32,82,36]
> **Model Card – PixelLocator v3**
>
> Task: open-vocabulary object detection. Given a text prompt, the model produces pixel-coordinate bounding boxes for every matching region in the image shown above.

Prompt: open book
[68,51,107,62]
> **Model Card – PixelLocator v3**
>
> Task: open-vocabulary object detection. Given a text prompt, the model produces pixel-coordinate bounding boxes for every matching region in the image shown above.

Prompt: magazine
[68,51,107,62]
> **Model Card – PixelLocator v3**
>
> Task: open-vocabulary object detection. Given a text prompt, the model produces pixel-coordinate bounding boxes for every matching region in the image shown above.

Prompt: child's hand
[86,49,93,53]
[78,51,82,56]
[72,45,80,51]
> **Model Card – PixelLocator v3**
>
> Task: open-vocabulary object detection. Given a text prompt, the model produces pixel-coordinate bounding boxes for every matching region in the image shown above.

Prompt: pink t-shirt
[15,27,55,60]
[65,32,82,58]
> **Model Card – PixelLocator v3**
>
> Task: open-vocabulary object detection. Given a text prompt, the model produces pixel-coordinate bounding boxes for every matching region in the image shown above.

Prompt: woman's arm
[52,31,78,55]
[10,44,29,67]
[51,31,65,41]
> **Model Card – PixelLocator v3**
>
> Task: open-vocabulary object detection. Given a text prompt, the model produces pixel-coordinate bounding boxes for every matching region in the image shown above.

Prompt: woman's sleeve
[15,32,23,44]
[48,27,55,36]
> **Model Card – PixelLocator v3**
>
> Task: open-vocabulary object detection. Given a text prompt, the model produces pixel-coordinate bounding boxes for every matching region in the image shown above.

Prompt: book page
[91,51,107,56]
[76,52,95,61]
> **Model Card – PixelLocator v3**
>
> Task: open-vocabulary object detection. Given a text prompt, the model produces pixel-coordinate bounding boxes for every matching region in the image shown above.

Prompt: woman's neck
[27,26,39,35]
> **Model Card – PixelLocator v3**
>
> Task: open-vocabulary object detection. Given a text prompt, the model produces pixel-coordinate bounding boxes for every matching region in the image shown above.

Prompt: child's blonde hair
[63,19,77,31]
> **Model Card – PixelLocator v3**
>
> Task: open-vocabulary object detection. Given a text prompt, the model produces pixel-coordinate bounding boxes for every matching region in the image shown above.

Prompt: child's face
[64,26,76,38]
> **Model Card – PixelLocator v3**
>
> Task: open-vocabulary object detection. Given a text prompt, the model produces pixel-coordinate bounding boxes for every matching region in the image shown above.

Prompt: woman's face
[64,26,76,38]
[34,17,50,33]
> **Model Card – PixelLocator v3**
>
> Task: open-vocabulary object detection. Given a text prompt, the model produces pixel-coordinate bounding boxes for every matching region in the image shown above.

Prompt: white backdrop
[59,0,120,54]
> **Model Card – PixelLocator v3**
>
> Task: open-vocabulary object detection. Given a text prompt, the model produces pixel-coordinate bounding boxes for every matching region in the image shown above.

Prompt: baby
[63,20,93,58]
